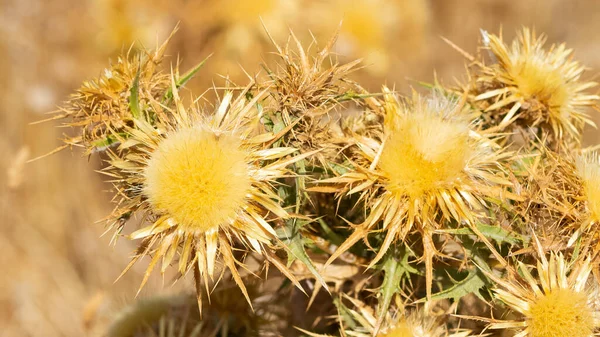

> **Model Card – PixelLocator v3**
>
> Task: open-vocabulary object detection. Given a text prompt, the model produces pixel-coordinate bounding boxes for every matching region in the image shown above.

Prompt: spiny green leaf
[261,114,275,132]
[271,113,285,148]
[163,55,211,102]
[511,154,538,176]
[317,218,344,247]
[377,251,400,322]
[439,223,525,245]
[335,91,380,103]
[333,297,358,330]
[330,162,351,176]
[375,246,414,331]
[277,219,327,290]
[462,239,493,274]
[129,65,141,119]
[569,234,583,265]
[91,133,127,151]
[430,269,486,302]
[294,159,312,213]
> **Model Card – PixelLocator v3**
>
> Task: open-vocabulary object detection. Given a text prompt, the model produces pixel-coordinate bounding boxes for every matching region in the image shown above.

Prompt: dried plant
[45,25,600,337]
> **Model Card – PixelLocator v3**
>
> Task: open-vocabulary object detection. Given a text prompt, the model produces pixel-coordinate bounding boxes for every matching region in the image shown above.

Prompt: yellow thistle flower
[320,88,512,299]
[107,85,310,309]
[475,28,598,143]
[331,296,470,337]
[484,240,600,337]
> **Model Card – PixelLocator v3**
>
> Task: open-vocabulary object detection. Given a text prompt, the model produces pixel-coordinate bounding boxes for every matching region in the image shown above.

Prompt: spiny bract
[318,88,511,299]
[473,28,598,145]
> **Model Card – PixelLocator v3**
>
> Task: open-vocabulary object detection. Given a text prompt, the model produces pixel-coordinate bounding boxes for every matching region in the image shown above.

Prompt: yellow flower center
[378,114,471,198]
[377,322,414,337]
[511,56,569,115]
[527,289,594,337]
[144,128,251,232]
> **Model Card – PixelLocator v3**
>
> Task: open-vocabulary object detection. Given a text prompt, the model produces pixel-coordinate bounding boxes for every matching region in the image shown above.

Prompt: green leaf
[91,133,127,151]
[439,223,525,246]
[333,297,358,330]
[277,219,327,290]
[377,251,401,321]
[163,55,211,102]
[261,114,275,132]
[430,269,486,302]
[316,218,344,247]
[335,91,380,103]
[375,246,415,330]
[129,65,141,119]
[330,162,351,176]
[271,113,285,148]
[510,152,541,176]
[294,159,311,213]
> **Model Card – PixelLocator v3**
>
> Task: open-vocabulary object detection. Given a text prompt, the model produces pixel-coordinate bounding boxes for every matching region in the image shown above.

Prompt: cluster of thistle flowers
[56,28,600,337]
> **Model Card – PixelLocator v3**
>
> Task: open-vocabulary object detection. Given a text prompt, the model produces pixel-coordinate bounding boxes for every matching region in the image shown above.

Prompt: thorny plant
[48,27,600,337]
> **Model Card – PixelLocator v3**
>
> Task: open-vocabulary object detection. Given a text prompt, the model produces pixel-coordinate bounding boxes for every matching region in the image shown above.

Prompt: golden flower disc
[511,59,569,114]
[378,114,471,198]
[527,289,594,337]
[377,321,414,337]
[144,128,251,232]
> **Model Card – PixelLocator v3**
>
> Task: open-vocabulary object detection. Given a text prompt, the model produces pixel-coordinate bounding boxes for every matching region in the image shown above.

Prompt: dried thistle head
[469,28,598,147]
[260,31,363,166]
[512,147,600,249]
[318,88,512,299]
[56,36,175,155]
[511,146,583,243]
[484,239,600,337]
[103,85,310,309]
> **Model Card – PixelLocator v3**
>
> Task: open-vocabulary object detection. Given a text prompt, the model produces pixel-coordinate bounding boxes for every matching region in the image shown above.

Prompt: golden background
[1,0,600,335]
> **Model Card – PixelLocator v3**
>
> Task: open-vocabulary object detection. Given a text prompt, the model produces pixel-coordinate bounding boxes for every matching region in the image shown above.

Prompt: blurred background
[2,0,600,335]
